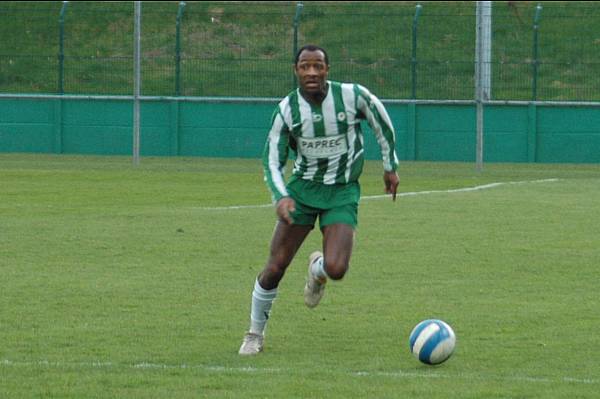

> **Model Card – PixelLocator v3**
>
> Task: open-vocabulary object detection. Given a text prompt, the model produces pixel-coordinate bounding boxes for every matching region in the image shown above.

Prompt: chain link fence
[1,1,600,101]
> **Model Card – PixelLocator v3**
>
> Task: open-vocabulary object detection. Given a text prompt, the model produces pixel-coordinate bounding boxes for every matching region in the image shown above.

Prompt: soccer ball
[409,319,456,365]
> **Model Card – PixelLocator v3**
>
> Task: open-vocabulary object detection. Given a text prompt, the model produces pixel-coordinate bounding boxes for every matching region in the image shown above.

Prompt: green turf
[1,154,599,398]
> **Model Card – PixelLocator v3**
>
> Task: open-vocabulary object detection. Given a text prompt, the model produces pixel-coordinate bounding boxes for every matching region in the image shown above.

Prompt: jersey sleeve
[355,85,399,172]
[262,106,291,202]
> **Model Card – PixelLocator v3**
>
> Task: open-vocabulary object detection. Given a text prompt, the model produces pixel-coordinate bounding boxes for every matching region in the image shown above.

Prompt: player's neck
[300,83,329,106]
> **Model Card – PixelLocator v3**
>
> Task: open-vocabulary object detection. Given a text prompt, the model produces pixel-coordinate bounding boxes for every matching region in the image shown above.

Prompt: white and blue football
[409,319,456,365]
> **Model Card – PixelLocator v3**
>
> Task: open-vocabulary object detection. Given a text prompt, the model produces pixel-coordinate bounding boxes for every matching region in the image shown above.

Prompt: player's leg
[259,221,313,289]
[321,223,354,280]
[240,219,313,355]
[304,202,357,308]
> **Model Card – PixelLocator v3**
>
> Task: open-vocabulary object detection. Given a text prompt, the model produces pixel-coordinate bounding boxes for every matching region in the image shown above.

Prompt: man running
[239,44,399,355]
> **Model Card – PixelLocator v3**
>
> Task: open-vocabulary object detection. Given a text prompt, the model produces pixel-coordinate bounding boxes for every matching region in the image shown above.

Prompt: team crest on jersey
[337,112,346,122]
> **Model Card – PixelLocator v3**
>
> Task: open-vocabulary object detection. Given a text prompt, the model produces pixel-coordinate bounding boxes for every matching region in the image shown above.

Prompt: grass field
[1,154,599,398]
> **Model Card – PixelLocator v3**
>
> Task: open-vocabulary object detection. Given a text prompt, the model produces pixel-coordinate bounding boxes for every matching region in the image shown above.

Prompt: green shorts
[286,176,360,230]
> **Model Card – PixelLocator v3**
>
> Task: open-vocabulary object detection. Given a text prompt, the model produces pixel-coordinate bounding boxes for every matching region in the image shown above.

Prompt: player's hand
[384,171,399,201]
[276,197,296,224]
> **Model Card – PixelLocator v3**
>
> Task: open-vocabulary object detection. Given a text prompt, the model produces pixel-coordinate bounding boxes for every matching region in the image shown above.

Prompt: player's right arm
[262,107,291,204]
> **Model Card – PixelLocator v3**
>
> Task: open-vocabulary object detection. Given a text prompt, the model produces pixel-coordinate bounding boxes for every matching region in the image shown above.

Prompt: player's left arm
[383,170,399,201]
[357,85,400,200]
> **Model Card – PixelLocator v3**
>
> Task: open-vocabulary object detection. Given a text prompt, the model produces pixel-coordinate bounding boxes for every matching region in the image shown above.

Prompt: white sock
[249,279,277,335]
[310,256,328,280]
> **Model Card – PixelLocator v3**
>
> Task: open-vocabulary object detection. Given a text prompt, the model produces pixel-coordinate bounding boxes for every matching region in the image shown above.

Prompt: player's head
[294,44,329,67]
[294,45,329,95]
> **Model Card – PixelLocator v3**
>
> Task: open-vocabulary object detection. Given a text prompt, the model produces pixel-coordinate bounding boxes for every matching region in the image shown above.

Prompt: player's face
[294,50,329,95]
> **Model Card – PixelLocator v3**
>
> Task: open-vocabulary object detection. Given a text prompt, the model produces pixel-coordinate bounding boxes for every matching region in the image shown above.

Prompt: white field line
[194,178,560,211]
[0,358,596,385]
[362,178,559,200]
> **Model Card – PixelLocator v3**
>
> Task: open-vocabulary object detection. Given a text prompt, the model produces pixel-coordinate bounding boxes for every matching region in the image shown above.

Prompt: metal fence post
[133,1,141,166]
[532,4,542,101]
[58,1,68,94]
[527,103,537,162]
[411,4,422,99]
[55,1,69,154]
[475,1,487,171]
[480,1,492,100]
[292,2,304,89]
[173,1,186,156]
[175,1,186,96]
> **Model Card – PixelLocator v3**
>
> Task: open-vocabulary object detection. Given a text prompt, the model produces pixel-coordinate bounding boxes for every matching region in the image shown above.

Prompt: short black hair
[294,44,329,66]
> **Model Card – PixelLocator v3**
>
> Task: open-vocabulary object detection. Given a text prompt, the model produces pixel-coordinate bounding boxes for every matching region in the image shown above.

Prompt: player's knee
[259,264,286,290]
[264,262,286,278]
[262,256,289,282]
[324,259,349,280]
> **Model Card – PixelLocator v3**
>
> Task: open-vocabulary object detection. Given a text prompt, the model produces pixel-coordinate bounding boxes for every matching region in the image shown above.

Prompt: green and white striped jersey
[263,80,399,202]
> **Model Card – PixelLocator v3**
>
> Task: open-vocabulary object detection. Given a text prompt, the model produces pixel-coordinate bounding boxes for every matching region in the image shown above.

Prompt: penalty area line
[0,358,596,385]
[193,178,560,211]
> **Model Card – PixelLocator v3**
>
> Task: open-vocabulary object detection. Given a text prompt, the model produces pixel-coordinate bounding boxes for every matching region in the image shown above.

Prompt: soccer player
[238,44,399,355]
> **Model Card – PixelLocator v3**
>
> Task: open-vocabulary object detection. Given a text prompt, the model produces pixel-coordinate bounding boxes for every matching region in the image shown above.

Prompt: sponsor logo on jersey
[298,134,348,158]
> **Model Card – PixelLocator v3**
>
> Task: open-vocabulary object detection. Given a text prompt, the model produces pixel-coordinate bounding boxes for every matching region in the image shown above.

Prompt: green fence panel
[536,106,600,163]
[61,100,131,155]
[0,98,55,152]
[2,98,600,163]
[179,101,274,158]
[415,105,476,161]
[138,102,173,156]
[484,106,529,162]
